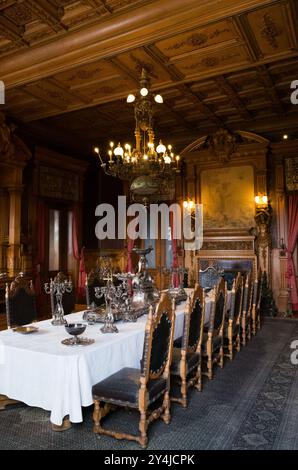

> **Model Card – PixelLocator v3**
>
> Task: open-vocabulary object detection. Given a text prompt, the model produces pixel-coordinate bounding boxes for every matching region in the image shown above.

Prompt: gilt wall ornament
[0,112,15,161]
[207,128,237,163]
[285,157,298,192]
[255,207,271,267]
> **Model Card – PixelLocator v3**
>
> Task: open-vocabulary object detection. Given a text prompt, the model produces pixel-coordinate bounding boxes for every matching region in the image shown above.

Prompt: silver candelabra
[44,278,73,326]
[94,273,120,333]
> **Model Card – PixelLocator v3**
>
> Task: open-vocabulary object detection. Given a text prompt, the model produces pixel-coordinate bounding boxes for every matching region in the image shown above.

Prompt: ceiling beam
[0,15,27,44]
[178,83,224,127]
[82,0,113,14]
[215,75,252,120]
[256,65,285,116]
[232,16,260,62]
[25,0,66,32]
[143,45,184,81]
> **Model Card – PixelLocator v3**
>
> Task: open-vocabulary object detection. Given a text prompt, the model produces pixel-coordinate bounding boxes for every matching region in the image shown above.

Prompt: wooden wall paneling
[0,189,8,273]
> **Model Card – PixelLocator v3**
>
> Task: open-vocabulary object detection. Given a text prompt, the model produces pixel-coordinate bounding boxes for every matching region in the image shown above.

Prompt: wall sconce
[183,198,195,211]
[255,194,268,209]
[279,238,287,256]
[183,198,196,232]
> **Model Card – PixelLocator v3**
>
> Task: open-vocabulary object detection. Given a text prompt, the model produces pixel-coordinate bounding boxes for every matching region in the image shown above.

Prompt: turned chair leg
[242,318,246,346]
[139,410,148,449]
[207,354,213,380]
[252,315,256,336]
[236,333,241,352]
[93,400,101,432]
[162,391,171,425]
[194,364,202,392]
[242,325,246,346]
[219,346,224,368]
[181,377,188,408]
[228,338,233,360]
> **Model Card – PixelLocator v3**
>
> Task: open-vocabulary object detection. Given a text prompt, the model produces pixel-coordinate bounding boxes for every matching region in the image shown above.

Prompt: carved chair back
[229,273,244,327]
[51,272,75,316]
[141,292,175,382]
[208,278,227,337]
[252,269,263,312]
[199,264,224,290]
[181,284,205,354]
[6,274,37,328]
[242,271,253,320]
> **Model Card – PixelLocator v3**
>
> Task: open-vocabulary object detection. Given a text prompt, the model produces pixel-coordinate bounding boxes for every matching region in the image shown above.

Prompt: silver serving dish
[13,325,39,334]
[83,305,148,324]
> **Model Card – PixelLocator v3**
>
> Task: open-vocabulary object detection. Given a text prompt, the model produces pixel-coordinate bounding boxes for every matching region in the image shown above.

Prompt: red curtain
[126,238,135,273]
[34,200,46,307]
[72,205,86,297]
[170,212,179,288]
[286,193,298,311]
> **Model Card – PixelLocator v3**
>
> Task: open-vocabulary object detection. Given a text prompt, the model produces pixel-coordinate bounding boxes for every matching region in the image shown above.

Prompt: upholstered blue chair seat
[170,348,200,376]
[92,367,167,408]
[201,334,222,353]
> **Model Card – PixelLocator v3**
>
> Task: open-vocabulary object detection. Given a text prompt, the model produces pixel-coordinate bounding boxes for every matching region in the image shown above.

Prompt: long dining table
[0,289,229,429]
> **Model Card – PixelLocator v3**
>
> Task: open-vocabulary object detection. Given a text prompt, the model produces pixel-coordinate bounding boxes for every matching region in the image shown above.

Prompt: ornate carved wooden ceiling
[0,0,297,155]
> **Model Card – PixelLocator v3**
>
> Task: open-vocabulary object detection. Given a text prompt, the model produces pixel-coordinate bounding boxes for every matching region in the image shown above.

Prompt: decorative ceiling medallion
[129,54,157,79]
[260,14,282,49]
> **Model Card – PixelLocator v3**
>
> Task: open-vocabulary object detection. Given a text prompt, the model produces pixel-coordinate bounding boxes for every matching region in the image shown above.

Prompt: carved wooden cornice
[0,112,31,166]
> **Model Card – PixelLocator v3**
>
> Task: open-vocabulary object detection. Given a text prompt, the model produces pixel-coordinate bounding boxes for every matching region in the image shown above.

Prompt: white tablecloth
[0,290,229,426]
[0,303,190,426]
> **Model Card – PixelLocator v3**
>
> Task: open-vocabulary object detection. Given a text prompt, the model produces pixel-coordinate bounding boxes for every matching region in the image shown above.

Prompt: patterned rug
[0,318,297,450]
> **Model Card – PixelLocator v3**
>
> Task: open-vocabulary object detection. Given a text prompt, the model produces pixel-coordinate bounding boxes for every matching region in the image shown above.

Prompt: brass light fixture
[254,193,268,209]
[94,69,181,203]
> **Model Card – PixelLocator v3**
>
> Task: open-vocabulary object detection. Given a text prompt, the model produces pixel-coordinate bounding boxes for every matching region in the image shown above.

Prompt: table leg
[51,416,72,432]
[0,394,20,410]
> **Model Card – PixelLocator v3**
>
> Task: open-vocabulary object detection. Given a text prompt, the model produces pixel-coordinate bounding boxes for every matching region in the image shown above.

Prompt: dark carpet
[0,318,297,450]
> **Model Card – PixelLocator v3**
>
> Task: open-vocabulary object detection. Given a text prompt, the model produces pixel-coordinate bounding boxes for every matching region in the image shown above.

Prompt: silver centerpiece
[113,272,137,322]
[131,246,160,308]
[44,277,73,326]
[163,266,188,303]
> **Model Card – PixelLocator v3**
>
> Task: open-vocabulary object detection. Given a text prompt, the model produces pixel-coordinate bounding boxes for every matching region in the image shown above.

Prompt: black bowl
[65,323,86,337]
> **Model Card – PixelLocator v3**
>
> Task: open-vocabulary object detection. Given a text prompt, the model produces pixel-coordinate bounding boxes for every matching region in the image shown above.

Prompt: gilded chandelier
[94,69,181,201]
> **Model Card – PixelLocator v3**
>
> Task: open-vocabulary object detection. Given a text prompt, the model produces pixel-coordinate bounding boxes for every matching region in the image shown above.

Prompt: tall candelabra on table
[44,277,73,326]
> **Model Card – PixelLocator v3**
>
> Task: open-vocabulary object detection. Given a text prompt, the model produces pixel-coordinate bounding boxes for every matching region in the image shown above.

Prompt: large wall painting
[201,165,255,229]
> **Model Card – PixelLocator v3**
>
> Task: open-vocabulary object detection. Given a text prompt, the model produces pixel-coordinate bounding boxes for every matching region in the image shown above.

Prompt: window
[49,210,60,272]
[48,208,74,274]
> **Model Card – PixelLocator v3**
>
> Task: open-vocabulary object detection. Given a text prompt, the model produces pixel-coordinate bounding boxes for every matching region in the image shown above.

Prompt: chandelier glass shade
[94,69,181,199]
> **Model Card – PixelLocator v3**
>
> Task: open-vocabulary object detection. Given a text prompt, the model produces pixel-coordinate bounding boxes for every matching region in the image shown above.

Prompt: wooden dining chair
[224,273,243,361]
[92,292,175,448]
[5,273,37,329]
[170,284,205,407]
[241,272,253,346]
[202,278,227,380]
[252,270,263,335]
[199,264,224,290]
